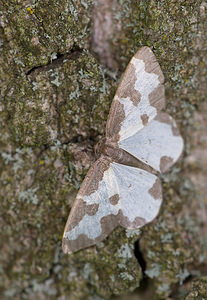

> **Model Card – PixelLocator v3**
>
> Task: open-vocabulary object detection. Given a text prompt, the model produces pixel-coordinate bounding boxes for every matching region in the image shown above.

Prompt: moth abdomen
[102,143,155,172]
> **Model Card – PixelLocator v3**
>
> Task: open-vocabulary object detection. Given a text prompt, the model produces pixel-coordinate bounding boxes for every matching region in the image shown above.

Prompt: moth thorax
[101,144,121,161]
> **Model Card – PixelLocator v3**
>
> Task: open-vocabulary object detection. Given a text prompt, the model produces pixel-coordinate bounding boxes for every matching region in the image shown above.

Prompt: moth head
[94,137,106,156]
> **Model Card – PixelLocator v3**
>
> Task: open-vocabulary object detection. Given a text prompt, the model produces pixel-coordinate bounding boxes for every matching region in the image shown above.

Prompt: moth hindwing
[62,46,184,254]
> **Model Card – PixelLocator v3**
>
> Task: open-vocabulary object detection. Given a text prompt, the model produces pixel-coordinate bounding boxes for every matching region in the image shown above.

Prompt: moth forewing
[106,46,165,142]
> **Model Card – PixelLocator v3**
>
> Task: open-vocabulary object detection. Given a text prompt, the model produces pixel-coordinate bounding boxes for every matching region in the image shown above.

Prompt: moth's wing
[110,163,162,229]
[62,157,162,254]
[106,46,165,142]
[62,156,121,254]
[118,112,184,173]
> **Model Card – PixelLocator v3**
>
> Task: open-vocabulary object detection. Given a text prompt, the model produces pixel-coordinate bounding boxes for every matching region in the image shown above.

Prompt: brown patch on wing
[100,212,120,236]
[149,178,162,200]
[160,156,174,173]
[141,114,149,126]
[62,233,95,254]
[105,98,125,142]
[134,46,164,83]
[63,212,121,253]
[155,113,180,136]
[109,194,120,205]
[64,199,99,232]
[149,84,165,111]
[116,63,141,106]
[87,203,99,215]
[79,156,111,197]
[119,211,146,229]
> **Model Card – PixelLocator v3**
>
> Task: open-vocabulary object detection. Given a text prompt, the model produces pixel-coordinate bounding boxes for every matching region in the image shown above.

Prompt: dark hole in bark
[134,240,154,296]
[134,240,146,274]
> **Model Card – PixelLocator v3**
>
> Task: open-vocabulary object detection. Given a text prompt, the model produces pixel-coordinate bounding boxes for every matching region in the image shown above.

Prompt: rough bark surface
[0,0,207,299]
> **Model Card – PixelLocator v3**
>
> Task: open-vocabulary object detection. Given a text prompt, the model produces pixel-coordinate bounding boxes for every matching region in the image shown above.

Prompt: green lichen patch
[3,50,114,147]
[0,0,93,72]
[71,228,141,299]
[56,50,115,144]
[0,140,85,299]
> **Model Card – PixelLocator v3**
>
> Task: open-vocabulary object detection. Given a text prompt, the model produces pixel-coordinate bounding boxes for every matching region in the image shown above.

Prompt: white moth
[62,47,184,254]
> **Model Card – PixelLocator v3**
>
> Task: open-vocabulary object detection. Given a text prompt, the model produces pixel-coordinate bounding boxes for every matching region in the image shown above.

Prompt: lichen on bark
[0,0,207,299]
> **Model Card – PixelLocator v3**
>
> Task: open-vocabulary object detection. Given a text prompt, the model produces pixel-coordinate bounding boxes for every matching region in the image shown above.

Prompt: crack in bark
[25,46,83,76]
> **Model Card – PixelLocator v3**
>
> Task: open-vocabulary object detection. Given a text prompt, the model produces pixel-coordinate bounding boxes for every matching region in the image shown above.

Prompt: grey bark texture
[0,0,207,299]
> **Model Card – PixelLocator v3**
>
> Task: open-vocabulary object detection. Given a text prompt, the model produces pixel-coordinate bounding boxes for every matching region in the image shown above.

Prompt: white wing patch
[119,114,184,172]
[118,58,161,141]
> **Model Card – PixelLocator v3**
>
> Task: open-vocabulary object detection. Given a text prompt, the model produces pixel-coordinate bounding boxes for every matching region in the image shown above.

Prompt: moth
[62,47,184,254]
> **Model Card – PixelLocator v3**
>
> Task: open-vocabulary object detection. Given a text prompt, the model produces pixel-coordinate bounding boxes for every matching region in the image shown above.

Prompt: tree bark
[0,0,207,299]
